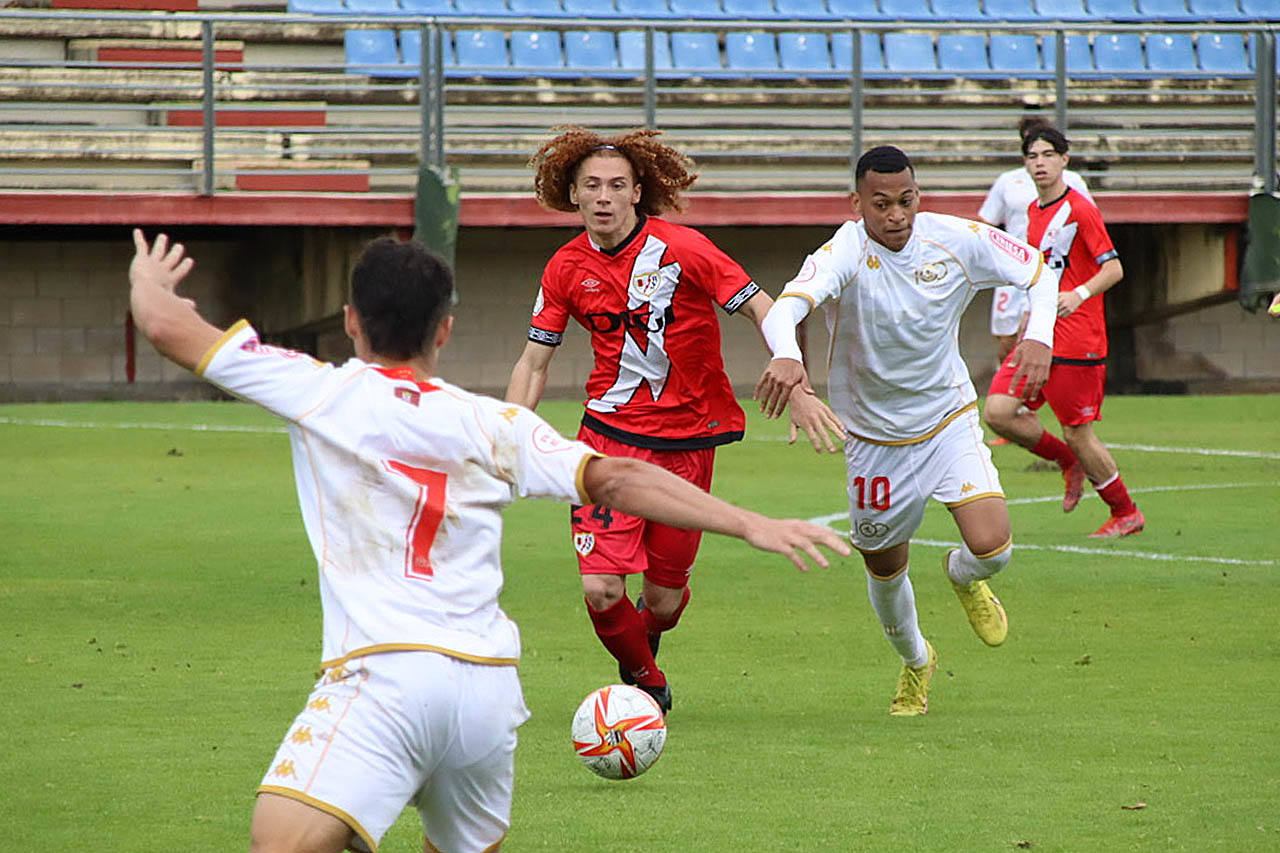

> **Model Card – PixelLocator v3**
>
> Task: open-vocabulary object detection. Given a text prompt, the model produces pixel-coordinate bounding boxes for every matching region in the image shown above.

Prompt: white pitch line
[0,416,287,434]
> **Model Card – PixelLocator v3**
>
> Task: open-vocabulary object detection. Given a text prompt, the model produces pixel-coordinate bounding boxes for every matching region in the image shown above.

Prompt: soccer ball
[570,684,667,780]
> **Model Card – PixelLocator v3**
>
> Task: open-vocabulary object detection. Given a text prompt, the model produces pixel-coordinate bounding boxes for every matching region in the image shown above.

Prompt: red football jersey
[528,216,760,449]
[1026,187,1118,361]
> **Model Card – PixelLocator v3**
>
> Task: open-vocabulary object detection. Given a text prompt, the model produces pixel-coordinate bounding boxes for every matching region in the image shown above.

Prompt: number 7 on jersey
[384,460,449,581]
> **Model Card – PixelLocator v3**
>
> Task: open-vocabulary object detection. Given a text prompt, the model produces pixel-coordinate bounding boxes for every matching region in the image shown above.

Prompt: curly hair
[528,126,698,217]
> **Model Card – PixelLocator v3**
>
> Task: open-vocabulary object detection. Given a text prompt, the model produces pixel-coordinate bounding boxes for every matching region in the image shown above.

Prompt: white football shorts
[845,406,1004,553]
[989,285,1028,336]
[258,650,530,853]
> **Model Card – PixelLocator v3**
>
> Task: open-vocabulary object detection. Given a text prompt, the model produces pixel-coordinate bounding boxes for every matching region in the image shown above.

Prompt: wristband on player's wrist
[1073,285,1092,302]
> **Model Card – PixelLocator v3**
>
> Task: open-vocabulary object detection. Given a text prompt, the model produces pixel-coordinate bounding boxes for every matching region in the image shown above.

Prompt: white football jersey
[199,321,597,668]
[779,212,1051,443]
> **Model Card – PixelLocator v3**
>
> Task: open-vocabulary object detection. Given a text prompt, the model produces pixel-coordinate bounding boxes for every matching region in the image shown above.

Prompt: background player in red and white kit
[983,125,1145,539]
[506,127,831,714]
[129,232,847,853]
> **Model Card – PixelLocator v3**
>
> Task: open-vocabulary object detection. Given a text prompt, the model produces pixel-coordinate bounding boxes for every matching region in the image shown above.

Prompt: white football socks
[946,539,1013,586]
[865,568,929,668]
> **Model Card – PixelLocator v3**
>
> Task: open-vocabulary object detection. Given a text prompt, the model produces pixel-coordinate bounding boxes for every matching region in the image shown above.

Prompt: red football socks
[639,585,691,636]
[1095,473,1138,517]
[586,596,665,687]
[1030,430,1078,470]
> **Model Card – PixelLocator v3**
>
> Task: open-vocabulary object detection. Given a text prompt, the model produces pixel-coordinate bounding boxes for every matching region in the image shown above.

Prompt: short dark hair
[350,237,454,362]
[1022,124,1069,156]
[1017,114,1051,140]
[856,145,914,182]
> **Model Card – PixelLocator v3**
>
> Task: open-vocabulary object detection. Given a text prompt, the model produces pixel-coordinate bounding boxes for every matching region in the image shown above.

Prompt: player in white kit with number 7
[127,232,849,853]
[754,147,1060,717]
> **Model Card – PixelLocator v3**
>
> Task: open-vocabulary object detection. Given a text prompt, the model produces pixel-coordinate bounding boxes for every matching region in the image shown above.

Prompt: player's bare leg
[946,497,1012,646]
[250,792,353,853]
[984,393,1083,512]
[1061,422,1144,537]
[862,543,936,715]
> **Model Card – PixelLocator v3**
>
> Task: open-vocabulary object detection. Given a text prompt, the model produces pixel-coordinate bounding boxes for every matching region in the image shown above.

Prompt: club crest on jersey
[630,270,662,300]
[394,386,421,407]
[987,229,1031,264]
[573,532,596,556]
[915,262,948,285]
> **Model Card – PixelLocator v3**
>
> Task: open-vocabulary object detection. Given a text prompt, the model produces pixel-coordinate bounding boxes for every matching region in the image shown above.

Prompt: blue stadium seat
[724,0,778,15]
[616,0,673,14]
[1197,32,1250,74]
[774,0,829,16]
[826,0,887,18]
[451,29,510,74]
[564,0,614,12]
[1145,32,1197,72]
[831,30,884,72]
[989,33,1042,73]
[1085,0,1139,16]
[453,0,510,12]
[726,31,780,72]
[399,0,454,12]
[669,0,726,15]
[779,31,833,73]
[618,29,674,71]
[1062,33,1094,71]
[929,0,986,20]
[346,0,400,14]
[1034,0,1090,17]
[1134,0,1193,19]
[983,0,1039,19]
[1238,0,1279,19]
[289,0,345,12]
[1187,0,1245,18]
[509,0,564,12]
[510,30,565,73]
[1092,32,1144,73]
[883,31,937,73]
[878,0,935,19]
[937,33,990,72]
[564,31,621,74]
[345,29,404,76]
[671,31,723,73]
[397,29,454,72]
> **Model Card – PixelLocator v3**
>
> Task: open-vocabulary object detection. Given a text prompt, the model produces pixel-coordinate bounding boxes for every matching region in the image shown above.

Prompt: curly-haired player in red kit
[506,127,836,714]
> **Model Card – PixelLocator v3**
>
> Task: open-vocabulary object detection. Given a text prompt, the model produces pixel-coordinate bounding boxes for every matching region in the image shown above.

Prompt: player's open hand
[130,229,195,297]
[788,388,845,453]
[744,518,851,572]
[1007,338,1051,400]
[754,357,807,419]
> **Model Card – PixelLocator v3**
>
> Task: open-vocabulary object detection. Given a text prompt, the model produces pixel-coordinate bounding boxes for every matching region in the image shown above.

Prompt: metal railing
[0,9,1275,195]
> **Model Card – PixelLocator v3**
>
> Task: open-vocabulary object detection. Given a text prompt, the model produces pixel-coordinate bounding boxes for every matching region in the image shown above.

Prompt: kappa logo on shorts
[307,696,332,713]
[855,518,890,538]
[272,760,298,779]
[961,482,977,494]
[573,532,596,556]
[290,725,315,746]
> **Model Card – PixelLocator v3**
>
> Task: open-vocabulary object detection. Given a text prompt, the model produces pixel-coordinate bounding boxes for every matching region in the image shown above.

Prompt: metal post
[850,27,863,188]
[200,20,215,196]
[1256,29,1277,194]
[1053,29,1067,132]
[643,27,656,129]
[433,24,445,169]
[418,23,431,166]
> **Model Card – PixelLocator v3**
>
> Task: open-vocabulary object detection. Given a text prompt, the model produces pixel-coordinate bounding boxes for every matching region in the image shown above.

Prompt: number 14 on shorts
[852,476,892,511]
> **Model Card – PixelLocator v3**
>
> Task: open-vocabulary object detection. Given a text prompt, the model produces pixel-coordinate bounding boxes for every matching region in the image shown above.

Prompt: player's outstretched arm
[754,295,814,418]
[787,388,846,454]
[582,456,850,572]
[128,229,224,372]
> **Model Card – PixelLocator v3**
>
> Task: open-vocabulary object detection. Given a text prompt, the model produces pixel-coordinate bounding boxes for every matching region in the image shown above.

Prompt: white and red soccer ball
[570,684,667,780]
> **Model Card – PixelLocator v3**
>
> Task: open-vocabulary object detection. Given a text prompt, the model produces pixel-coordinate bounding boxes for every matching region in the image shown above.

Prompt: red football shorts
[988,356,1106,427]
[570,427,715,588]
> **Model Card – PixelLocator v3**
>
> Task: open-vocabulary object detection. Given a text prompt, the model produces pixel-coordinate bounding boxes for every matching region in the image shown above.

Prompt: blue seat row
[301,0,1278,21]
[345,28,1268,78]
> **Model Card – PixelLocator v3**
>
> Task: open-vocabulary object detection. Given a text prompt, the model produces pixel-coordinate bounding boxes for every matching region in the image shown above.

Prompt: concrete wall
[3,222,1279,402]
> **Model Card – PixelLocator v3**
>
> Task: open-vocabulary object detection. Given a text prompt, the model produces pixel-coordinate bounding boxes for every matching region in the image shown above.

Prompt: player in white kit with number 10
[754,146,1060,716]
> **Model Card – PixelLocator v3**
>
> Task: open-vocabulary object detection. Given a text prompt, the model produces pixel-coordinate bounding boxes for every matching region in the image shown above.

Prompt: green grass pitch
[2,395,1278,851]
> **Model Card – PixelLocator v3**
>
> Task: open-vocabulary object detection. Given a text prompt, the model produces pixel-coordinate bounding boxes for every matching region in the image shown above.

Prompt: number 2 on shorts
[384,460,448,581]
[852,475,891,511]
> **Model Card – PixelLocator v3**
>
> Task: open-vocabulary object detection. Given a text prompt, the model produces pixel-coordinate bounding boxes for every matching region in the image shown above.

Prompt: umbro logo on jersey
[580,278,601,292]
[573,532,596,556]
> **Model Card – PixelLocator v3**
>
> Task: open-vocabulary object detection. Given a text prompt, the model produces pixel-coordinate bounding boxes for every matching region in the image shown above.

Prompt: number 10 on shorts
[852,476,891,511]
